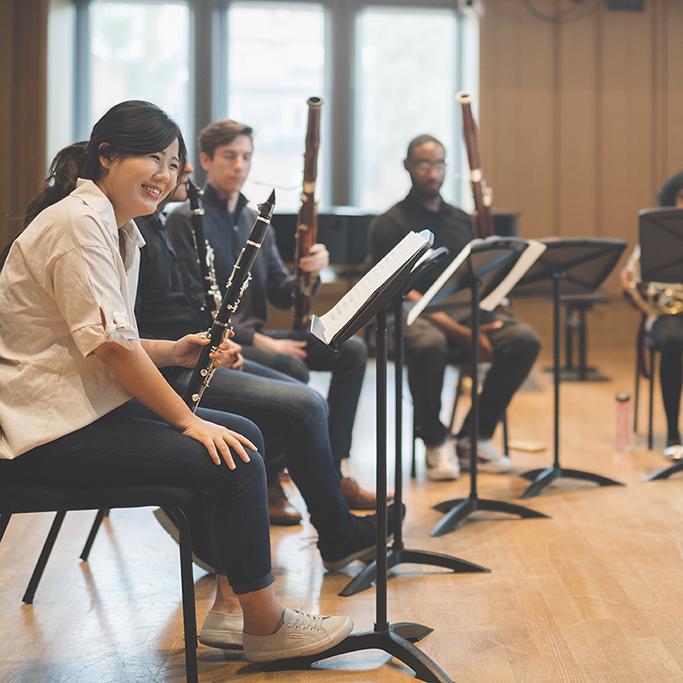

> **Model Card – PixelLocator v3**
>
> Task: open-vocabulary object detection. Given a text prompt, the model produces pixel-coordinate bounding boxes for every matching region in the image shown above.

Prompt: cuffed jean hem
[232,571,276,595]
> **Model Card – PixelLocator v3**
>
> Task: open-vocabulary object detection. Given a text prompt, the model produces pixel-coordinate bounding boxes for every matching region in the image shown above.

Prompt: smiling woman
[0,99,353,665]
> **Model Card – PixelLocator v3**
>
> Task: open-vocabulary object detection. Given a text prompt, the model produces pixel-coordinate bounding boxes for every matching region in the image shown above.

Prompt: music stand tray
[639,209,683,481]
[409,238,550,538]
[512,237,627,498]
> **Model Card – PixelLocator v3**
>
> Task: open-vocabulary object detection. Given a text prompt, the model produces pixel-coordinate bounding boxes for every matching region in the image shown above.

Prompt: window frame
[73,0,476,207]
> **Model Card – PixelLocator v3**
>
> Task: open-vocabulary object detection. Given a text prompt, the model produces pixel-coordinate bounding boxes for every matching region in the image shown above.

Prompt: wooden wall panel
[480,0,683,288]
[0,0,48,248]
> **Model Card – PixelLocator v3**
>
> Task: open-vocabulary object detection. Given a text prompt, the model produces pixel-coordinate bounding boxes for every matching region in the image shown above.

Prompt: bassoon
[292,96,323,330]
[186,179,222,319]
[183,189,276,411]
[456,91,494,238]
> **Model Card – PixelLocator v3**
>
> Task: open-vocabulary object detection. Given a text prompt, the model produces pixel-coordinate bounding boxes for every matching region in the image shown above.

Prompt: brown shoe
[339,477,393,511]
[268,482,302,526]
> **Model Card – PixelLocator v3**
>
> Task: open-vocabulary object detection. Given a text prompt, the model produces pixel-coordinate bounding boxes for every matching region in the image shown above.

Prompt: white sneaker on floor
[199,610,244,650]
[153,508,216,574]
[425,441,460,481]
[457,437,513,474]
[663,444,683,461]
[243,608,353,663]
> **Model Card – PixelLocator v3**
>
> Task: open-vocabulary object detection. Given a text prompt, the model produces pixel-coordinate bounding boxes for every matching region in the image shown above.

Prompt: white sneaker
[243,608,353,662]
[153,508,216,574]
[458,437,512,474]
[425,441,460,481]
[199,610,243,650]
[663,444,683,461]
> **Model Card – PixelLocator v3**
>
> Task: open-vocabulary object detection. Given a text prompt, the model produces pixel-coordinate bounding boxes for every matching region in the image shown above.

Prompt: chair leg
[0,513,12,543]
[80,508,108,561]
[633,344,640,433]
[502,410,509,456]
[23,510,67,604]
[648,347,656,450]
[168,505,198,683]
[410,408,417,479]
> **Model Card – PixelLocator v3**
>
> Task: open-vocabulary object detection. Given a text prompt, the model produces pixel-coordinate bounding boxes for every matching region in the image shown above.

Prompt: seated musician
[621,170,683,460]
[370,134,541,481]
[165,118,379,509]
[0,100,353,661]
[135,162,399,585]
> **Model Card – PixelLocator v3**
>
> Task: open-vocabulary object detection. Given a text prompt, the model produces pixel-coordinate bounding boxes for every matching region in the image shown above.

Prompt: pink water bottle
[615,392,631,453]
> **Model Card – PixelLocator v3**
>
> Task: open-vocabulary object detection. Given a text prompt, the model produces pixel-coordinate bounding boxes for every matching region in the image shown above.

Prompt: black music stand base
[645,461,683,481]
[431,495,548,538]
[339,542,489,597]
[519,465,624,498]
[268,626,453,683]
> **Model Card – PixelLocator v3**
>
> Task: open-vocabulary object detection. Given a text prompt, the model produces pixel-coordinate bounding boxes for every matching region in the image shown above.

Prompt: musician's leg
[240,345,310,384]
[651,314,683,446]
[460,314,540,440]
[404,317,450,447]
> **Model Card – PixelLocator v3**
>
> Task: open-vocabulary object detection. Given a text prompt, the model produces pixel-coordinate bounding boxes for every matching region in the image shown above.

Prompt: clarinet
[182,189,276,411]
[293,96,323,331]
[456,91,494,238]
[187,179,222,318]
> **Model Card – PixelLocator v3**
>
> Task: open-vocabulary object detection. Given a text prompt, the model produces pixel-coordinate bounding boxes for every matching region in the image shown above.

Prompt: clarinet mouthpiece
[267,188,276,205]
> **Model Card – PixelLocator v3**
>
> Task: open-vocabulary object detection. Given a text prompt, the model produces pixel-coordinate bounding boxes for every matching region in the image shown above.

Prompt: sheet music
[480,240,546,311]
[406,243,473,326]
[314,231,431,343]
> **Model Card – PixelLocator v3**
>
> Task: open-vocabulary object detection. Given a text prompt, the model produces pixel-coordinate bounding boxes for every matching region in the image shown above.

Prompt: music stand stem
[339,298,489,598]
[431,275,549,538]
[520,271,625,497]
[274,308,455,682]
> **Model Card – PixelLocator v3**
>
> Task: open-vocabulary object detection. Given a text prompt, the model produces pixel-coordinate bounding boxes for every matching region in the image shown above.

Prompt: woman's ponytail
[23,141,87,227]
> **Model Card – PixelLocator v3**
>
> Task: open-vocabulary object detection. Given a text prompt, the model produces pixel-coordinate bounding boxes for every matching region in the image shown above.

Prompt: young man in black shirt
[165,119,377,509]
[371,134,540,481]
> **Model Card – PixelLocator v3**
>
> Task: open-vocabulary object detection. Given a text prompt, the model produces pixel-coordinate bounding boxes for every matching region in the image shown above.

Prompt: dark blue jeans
[402,313,541,445]
[241,332,367,466]
[169,361,353,545]
[0,401,273,595]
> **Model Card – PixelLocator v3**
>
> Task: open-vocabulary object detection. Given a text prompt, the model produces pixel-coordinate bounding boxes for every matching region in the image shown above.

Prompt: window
[225,2,327,211]
[85,0,191,137]
[354,6,460,211]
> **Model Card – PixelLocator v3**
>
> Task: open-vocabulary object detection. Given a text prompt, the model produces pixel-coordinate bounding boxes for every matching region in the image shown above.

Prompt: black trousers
[399,313,541,446]
[0,401,274,595]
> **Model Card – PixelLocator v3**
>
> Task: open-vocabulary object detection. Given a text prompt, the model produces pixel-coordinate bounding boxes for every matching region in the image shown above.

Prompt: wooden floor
[1,300,682,682]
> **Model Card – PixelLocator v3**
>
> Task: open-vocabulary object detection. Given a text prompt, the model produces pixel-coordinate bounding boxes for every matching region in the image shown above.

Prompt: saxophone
[623,246,683,317]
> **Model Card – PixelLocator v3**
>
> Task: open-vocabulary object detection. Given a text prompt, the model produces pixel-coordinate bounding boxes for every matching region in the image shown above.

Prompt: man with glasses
[370,134,540,481]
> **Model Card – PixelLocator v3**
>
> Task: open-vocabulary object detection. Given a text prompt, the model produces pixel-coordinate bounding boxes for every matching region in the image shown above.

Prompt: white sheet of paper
[315,230,431,343]
[406,243,472,326]
[480,240,546,311]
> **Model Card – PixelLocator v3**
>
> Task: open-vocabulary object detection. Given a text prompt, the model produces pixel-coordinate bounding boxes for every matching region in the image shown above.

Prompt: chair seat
[0,484,195,514]
[560,290,611,306]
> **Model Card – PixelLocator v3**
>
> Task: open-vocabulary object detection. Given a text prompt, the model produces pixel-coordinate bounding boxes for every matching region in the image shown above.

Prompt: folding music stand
[511,237,627,498]
[408,238,550,537]
[275,230,455,682]
[339,247,490,598]
[638,209,683,482]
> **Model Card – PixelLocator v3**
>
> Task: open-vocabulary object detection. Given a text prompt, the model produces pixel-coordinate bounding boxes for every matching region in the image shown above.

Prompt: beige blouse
[0,179,145,459]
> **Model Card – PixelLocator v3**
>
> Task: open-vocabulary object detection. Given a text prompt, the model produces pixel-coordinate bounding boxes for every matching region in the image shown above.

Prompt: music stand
[408,239,550,538]
[275,230,455,682]
[511,237,627,498]
[339,247,490,598]
[638,209,683,482]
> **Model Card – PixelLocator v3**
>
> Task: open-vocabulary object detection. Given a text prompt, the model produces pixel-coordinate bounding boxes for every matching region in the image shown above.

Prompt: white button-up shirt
[0,179,145,459]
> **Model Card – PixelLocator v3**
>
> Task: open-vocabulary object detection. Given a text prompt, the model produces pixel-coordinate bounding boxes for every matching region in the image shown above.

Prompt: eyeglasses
[412,160,447,173]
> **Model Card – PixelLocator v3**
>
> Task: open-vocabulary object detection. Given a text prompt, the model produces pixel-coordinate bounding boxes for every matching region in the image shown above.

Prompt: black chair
[0,483,199,683]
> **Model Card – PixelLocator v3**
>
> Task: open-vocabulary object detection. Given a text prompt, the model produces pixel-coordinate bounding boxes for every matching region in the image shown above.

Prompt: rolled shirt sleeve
[51,244,139,357]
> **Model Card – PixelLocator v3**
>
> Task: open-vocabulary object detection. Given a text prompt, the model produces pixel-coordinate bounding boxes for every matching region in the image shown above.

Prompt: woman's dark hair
[24,100,187,227]
[657,170,683,207]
